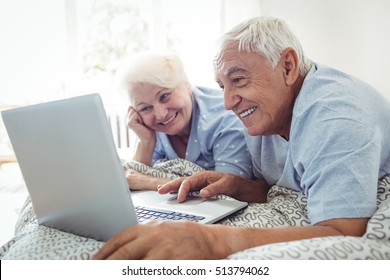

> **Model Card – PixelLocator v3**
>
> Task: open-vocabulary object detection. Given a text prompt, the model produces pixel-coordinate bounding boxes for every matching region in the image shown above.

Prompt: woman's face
[129,82,193,136]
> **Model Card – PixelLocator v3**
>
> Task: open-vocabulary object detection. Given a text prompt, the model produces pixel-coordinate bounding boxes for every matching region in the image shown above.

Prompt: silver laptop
[1,93,247,241]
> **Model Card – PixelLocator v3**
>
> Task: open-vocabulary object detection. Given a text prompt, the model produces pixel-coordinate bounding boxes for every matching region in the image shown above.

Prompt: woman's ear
[281,48,299,86]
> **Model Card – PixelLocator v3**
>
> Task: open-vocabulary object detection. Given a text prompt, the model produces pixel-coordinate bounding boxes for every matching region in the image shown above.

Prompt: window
[67,0,227,110]
[0,0,261,154]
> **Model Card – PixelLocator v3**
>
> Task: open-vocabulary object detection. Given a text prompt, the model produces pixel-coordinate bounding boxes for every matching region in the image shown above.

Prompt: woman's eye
[160,92,171,102]
[139,106,151,112]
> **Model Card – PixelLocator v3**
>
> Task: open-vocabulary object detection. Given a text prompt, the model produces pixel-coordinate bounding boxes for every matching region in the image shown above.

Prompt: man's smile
[239,106,257,118]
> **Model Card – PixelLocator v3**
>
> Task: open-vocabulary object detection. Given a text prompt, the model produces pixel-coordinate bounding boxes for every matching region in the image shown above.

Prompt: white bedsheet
[1,160,389,260]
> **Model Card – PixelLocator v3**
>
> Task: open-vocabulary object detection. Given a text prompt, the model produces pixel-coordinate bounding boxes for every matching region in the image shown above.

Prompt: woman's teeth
[161,112,177,125]
[240,107,257,118]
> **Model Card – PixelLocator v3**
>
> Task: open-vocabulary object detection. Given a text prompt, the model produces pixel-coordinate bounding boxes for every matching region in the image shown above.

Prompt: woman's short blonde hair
[117,51,189,95]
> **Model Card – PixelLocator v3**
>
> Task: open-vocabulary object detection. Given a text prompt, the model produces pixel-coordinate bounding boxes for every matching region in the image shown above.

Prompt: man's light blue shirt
[246,64,390,224]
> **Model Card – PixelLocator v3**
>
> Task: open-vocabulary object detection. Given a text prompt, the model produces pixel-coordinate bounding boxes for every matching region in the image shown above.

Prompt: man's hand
[91,217,370,260]
[158,170,270,203]
[92,221,232,260]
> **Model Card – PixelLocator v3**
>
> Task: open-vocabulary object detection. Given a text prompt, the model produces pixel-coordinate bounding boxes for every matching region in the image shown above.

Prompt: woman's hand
[127,106,156,142]
[127,106,156,166]
[126,169,171,191]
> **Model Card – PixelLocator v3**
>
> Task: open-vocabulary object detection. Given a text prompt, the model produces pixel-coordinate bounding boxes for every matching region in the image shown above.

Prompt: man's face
[214,42,293,137]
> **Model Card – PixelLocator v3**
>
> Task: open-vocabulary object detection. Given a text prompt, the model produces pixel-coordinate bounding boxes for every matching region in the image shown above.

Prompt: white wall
[259,0,390,100]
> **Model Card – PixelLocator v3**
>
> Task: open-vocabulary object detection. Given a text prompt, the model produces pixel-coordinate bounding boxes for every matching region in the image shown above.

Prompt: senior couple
[93,16,390,260]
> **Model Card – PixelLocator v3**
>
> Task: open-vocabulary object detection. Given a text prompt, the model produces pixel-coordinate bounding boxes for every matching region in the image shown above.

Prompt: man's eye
[232,77,245,85]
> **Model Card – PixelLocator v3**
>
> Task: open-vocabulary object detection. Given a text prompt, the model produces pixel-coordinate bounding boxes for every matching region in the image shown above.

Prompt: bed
[1,159,390,260]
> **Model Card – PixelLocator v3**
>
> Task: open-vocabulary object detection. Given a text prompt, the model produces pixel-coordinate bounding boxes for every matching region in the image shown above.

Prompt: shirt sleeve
[292,102,380,224]
[192,87,253,178]
[152,133,168,165]
[210,115,253,179]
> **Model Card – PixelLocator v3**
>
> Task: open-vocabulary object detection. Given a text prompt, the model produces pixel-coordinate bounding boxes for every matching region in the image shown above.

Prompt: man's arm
[158,171,271,203]
[92,217,369,260]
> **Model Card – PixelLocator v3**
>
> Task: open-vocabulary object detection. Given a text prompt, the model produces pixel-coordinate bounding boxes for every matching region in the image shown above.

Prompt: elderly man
[93,17,390,260]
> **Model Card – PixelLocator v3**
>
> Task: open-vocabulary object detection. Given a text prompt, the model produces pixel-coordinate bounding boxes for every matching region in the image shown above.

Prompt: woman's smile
[159,111,178,126]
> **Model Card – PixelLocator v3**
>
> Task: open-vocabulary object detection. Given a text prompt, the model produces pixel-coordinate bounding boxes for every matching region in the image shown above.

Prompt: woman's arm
[132,139,156,166]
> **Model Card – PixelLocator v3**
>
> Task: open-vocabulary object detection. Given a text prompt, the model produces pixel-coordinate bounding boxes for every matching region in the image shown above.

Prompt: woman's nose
[154,105,168,121]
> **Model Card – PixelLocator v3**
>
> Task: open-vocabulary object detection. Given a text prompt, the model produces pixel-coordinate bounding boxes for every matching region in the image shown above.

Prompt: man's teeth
[240,107,257,118]
[161,113,177,125]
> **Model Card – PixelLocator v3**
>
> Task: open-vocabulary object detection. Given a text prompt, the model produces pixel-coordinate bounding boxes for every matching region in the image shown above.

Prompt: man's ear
[281,48,299,86]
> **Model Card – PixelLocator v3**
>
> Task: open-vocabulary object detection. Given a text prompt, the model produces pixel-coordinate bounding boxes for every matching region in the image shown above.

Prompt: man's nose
[224,89,241,111]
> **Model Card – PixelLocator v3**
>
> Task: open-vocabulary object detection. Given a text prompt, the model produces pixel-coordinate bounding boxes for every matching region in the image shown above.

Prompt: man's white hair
[216,16,312,75]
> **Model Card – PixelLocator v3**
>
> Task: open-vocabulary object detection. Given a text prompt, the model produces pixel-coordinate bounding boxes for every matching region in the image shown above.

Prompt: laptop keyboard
[135,206,205,223]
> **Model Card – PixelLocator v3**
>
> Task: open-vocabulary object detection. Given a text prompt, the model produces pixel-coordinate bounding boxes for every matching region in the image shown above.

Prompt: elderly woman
[117,52,252,190]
